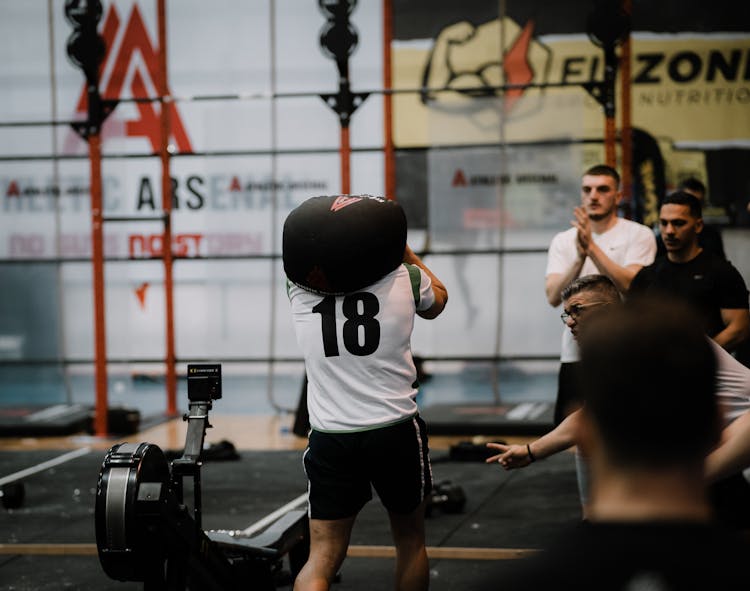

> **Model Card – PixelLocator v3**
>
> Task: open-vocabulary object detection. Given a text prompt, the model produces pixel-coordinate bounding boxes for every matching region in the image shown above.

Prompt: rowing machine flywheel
[95,442,170,581]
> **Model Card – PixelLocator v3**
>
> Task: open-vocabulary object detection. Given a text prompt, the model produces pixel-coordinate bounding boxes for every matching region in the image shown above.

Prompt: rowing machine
[95,364,309,590]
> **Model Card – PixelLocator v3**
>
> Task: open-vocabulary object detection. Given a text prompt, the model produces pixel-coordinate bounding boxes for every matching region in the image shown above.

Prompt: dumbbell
[425,480,466,517]
[1,481,25,510]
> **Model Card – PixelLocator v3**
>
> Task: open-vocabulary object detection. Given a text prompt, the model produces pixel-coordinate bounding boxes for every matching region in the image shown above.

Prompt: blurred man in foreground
[491,298,750,590]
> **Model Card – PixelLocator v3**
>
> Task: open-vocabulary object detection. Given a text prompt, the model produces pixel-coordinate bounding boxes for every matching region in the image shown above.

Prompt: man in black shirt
[630,191,750,528]
[654,178,726,259]
[631,191,749,352]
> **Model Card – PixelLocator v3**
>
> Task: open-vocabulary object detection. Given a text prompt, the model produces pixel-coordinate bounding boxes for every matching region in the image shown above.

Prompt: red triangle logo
[134,282,149,309]
[6,180,20,197]
[65,4,193,154]
[330,195,363,212]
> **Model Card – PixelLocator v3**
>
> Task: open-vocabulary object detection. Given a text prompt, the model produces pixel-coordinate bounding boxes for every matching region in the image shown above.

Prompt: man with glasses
[560,301,609,339]
[492,274,620,517]
[545,165,656,425]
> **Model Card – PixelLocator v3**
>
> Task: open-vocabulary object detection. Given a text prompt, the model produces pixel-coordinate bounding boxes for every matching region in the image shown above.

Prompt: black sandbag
[282,194,406,294]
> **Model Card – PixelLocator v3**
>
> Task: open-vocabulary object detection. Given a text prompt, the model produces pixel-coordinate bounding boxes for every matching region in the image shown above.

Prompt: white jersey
[287,264,435,432]
[546,217,656,362]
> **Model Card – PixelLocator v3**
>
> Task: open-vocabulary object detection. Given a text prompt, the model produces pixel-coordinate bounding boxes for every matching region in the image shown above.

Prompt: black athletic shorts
[303,415,432,520]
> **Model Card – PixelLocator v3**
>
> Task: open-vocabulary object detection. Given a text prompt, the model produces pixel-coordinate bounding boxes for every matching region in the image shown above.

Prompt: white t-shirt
[546,217,656,362]
[712,339,750,426]
[287,264,435,432]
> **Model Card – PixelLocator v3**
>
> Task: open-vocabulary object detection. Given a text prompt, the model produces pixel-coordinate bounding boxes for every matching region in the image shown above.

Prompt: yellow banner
[393,19,750,148]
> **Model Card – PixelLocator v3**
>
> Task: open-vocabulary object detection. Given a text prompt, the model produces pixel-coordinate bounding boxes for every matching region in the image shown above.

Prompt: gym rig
[95,364,310,590]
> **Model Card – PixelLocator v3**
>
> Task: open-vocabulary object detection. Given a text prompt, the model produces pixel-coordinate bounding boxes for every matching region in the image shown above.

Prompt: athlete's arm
[706,410,750,483]
[404,244,448,319]
[713,308,750,351]
[485,409,581,468]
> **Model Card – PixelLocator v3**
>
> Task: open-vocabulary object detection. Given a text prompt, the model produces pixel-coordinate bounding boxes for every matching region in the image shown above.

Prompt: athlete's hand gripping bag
[283,195,407,295]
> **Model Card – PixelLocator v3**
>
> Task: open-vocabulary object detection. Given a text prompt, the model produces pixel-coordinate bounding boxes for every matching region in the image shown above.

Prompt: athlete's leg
[388,500,429,591]
[293,516,356,591]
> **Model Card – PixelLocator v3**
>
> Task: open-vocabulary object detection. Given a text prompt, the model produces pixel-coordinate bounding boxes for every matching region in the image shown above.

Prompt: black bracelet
[526,443,536,463]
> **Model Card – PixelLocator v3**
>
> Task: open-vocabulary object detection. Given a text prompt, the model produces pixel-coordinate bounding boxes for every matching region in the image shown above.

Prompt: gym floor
[0,437,581,590]
[0,363,584,590]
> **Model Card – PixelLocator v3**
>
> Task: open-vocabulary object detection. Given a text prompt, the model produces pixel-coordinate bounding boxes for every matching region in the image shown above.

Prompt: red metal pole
[89,131,109,437]
[340,125,351,194]
[383,0,395,200]
[157,0,177,416]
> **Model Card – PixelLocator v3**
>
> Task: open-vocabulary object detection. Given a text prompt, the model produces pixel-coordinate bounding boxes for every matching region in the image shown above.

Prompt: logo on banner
[420,17,551,116]
[64,3,193,154]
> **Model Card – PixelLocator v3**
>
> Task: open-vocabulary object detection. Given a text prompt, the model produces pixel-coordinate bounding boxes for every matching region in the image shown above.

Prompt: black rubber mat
[0,405,171,438]
[420,402,555,436]
[0,405,92,437]
[0,446,580,590]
